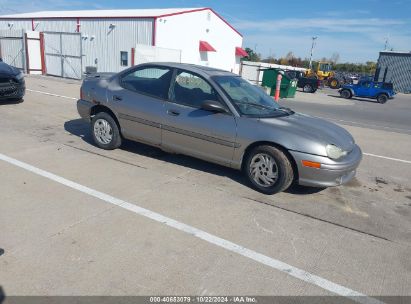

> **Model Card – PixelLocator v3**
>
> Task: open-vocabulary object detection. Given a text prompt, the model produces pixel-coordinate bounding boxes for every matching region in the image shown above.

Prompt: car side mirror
[201,100,227,113]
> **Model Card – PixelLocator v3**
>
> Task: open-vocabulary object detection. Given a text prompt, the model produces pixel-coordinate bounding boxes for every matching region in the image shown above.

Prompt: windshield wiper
[278,106,295,115]
[235,101,278,111]
[234,101,294,116]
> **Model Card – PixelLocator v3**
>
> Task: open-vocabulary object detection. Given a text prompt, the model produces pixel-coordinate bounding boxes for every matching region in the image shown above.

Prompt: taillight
[80,88,84,100]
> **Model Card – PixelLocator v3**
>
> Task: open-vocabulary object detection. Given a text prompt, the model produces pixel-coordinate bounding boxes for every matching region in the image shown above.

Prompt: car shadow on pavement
[327,94,381,104]
[64,118,325,195]
[64,118,249,187]
[0,286,5,304]
[285,184,325,195]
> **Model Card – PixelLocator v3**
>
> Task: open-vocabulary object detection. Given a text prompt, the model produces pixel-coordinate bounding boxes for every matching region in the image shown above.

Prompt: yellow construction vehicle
[305,61,340,89]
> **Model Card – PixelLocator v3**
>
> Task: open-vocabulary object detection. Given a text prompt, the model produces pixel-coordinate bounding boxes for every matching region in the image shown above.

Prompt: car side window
[171,70,220,108]
[121,67,173,99]
[361,81,371,88]
[287,71,296,79]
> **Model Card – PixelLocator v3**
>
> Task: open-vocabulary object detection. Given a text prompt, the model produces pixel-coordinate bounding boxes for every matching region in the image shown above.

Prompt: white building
[0,8,246,79]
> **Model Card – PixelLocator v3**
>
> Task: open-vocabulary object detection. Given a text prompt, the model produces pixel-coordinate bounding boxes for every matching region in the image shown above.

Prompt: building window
[120,51,128,66]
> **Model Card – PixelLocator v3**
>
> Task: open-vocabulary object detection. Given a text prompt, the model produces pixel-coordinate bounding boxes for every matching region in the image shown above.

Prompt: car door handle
[167,110,180,116]
[113,95,122,101]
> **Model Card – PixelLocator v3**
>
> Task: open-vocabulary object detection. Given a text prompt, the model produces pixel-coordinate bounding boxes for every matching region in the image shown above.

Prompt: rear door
[162,69,237,166]
[106,66,173,146]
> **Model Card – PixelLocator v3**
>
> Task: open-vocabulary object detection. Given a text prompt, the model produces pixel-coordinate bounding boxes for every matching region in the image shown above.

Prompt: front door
[355,80,371,97]
[107,66,173,146]
[162,69,237,166]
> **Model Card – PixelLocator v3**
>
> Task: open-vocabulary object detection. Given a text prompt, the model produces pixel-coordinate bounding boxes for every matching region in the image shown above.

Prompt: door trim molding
[118,112,240,148]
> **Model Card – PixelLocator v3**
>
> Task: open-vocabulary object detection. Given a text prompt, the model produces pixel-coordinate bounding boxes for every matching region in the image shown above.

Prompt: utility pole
[384,37,389,50]
[309,36,317,70]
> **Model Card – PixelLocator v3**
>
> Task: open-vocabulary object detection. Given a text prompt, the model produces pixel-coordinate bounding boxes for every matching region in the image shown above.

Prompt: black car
[285,70,319,93]
[0,59,25,101]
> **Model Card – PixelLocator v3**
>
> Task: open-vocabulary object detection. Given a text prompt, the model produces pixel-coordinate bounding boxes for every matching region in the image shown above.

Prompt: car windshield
[213,76,291,117]
[319,63,332,72]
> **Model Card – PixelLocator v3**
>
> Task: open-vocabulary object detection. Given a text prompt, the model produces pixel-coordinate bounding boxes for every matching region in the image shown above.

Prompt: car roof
[138,62,237,77]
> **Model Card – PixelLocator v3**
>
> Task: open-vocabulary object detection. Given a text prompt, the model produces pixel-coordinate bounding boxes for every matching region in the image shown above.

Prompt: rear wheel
[244,145,294,195]
[377,94,388,104]
[303,84,313,93]
[91,112,122,150]
[340,89,352,99]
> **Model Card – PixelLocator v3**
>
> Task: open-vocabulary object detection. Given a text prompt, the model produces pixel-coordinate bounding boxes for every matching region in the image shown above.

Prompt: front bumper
[0,83,25,100]
[290,144,362,187]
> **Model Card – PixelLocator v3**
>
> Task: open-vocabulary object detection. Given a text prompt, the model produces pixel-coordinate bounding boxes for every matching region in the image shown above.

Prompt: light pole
[384,37,389,51]
[309,36,317,70]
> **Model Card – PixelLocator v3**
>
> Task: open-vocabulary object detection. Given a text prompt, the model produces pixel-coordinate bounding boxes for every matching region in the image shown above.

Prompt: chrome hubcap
[304,85,311,92]
[249,153,278,187]
[93,119,113,144]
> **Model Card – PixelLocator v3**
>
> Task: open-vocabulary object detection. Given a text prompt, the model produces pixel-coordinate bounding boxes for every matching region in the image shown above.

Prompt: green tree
[243,47,261,62]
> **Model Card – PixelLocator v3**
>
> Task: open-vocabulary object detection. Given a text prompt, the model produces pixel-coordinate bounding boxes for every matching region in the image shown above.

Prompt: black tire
[328,78,340,89]
[377,94,388,104]
[303,84,313,93]
[244,145,294,195]
[340,89,352,99]
[91,112,122,150]
[7,98,23,103]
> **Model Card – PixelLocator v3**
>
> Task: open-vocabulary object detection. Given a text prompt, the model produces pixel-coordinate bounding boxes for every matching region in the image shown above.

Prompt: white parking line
[363,153,411,164]
[0,152,382,304]
[27,89,77,100]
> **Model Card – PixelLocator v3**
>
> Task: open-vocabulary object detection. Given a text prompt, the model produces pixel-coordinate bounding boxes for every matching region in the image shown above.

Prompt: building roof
[380,51,411,56]
[0,7,243,37]
[0,7,206,19]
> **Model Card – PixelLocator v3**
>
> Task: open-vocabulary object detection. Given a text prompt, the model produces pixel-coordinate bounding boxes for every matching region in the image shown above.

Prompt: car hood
[0,61,20,76]
[260,113,355,153]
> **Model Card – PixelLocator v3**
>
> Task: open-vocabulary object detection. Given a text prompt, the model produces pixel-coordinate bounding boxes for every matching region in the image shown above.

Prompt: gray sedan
[77,63,362,194]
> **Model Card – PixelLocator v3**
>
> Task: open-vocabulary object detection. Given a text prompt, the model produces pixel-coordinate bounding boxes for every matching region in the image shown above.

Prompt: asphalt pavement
[0,76,410,302]
[280,88,411,134]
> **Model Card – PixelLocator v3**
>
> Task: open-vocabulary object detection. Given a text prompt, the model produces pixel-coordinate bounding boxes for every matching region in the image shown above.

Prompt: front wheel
[377,94,388,104]
[91,112,122,150]
[244,145,294,194]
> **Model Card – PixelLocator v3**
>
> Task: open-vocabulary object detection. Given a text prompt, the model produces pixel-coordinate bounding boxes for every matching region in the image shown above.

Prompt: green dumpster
[261,68,297,98]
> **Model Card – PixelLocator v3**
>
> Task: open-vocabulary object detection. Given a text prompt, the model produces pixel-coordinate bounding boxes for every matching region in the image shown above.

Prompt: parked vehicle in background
[77,62,362,194]
[286,71,319,93]
[305,61,340,89]
[339,77,395,103]
[0,59,25,101]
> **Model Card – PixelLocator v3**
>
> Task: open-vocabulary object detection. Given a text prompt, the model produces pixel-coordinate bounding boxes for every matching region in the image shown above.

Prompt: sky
[0,0,410,63]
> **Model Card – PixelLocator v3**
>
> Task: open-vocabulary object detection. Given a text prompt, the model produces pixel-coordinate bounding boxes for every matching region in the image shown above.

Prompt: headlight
[15,72,24,80]
[326,144,347,160]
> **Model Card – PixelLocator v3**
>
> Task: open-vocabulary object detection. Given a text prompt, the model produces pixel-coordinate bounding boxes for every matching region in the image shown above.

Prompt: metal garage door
[0,29,25,71]
[44,31,82,79]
